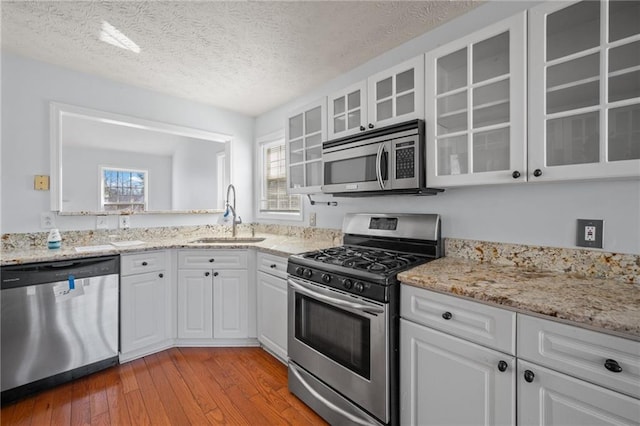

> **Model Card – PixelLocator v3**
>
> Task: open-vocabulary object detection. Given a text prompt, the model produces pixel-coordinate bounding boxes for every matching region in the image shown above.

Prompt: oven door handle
[288,278,384,315]
[375,143,385,190]
[289,362,381,426]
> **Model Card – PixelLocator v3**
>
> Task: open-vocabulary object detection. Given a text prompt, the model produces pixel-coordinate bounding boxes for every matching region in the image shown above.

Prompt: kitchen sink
[188,237,266,244]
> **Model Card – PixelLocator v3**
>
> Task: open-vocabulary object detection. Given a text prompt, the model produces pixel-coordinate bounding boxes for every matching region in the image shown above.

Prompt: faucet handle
[237,216,242,224]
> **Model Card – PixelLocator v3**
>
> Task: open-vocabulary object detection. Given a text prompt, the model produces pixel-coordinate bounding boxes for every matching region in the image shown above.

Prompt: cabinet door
[120,271,167,354]
[177,269,213,339]
[400,319,515,426]
[213,269,249,339]
[529,0,640,181]
[327,80,368,139]
[285,97,327,194]
[257,271,288,361]
[518,360,640,425]
[367,55,424,128]
[426,12,526,187]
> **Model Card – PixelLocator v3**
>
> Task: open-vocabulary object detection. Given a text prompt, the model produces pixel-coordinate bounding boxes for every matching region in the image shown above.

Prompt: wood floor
[1,347,328,425]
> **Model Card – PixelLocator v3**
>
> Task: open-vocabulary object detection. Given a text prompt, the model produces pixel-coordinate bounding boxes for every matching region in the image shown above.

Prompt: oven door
[287,276,389,423]
[322,140,390,193]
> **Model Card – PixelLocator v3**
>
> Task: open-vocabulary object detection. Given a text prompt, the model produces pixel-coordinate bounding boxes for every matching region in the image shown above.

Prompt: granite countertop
[398,257,640,340]
[0,233,335,266]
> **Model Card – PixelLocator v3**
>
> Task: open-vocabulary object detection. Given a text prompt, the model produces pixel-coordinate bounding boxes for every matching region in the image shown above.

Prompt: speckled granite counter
[399,256,640,340]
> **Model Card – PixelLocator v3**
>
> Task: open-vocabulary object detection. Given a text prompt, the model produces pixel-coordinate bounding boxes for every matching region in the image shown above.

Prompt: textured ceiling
[2,1,481,117]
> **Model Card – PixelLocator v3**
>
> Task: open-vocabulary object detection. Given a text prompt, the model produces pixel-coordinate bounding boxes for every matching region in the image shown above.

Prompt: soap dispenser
[47,228,62,249]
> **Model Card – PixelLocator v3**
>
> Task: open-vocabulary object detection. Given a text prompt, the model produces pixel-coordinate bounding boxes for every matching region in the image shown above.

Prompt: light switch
[34,175,50,190]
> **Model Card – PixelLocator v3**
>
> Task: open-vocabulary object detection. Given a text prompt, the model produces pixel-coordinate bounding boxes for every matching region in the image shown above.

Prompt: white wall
[1,53,255,233]
[254,1,640,255]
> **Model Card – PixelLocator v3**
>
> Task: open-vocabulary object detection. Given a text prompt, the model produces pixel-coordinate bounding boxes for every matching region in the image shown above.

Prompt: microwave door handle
[288,279,384,315]
[376,143,385,190]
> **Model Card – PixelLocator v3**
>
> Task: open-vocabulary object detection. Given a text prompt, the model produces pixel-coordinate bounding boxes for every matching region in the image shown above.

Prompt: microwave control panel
[395,141,415,179]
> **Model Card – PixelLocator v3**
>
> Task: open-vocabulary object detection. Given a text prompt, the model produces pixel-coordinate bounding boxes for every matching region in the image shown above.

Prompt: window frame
[255,130,303,221]
[100,166,149,212]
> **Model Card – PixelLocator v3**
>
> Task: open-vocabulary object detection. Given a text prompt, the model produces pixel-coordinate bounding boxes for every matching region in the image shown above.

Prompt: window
[101,167,148,211]
[257,136,301,218]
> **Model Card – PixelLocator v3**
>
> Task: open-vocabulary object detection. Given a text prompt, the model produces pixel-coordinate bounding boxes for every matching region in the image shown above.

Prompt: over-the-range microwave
[321,119,442,196]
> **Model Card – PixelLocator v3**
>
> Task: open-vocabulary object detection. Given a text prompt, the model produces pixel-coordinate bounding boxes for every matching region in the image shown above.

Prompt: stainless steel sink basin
[188,237,266,244]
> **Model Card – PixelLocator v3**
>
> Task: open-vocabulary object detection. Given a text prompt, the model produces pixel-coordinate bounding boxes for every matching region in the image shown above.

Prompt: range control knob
[343,279,353,289]
[321,273,332,283]
[303,268,313,279]
[354,282,364,293]
[295,266,304,276]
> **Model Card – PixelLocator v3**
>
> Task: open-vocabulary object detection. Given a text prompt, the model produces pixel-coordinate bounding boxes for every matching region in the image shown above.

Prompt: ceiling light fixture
[99,21,140,54]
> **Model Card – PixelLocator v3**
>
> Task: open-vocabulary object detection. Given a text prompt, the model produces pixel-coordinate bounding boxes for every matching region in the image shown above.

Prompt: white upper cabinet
[327,56,425,140]
[528,0,640,181]
[285,97,327,194]
[426,12,527,187]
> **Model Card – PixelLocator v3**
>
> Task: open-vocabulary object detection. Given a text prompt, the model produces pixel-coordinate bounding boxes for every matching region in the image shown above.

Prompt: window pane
[263,140,300,212]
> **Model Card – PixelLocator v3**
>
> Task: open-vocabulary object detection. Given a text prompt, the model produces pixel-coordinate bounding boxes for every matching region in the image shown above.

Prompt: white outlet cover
[119,215,130,229]
[96,216,108,230]
[40,212,56,229]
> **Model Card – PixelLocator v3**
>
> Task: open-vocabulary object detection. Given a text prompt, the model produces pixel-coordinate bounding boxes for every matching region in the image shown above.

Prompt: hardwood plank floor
[1,347,328,426]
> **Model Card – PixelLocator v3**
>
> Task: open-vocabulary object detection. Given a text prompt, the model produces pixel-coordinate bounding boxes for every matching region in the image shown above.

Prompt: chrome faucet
[225,184,242,237]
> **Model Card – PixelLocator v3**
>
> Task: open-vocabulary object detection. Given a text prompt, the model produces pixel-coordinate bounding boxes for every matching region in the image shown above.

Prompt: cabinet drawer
[121,250,166,276]
[178,250,247,269]
[518,314,640,399]
[257,252,288,279]
[401,285,516,355]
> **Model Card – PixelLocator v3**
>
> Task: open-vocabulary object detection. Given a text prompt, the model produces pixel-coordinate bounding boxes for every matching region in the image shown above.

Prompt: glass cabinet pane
[289,139,304,164]
[289,164,304,189]
[437,91,467,135]
[547,81,599,114]
[609,41,640,73]
[396,92,415,116]
[609,71,640,103]
[546,111,599,166]
[608,104,640,161]
[396,69,414,93]
[473,80,509,128]
[306,133,322,148]
[473,32,509,83]
[306,161,322,187]
[333,97,345,115]
[377,77,393,100]
[348,91,360,110]
[305,107,322,134]
[289,114,303,139]
[547,1,600,61]
[306,146,322,161]
[334,116,345,133]
[377,99,393,121]
[348,110,361,130]
[437,135,468,175]
[473,128,510,172]
[609,0,640,42]
[546,53,599,89]
[437,48,467,94]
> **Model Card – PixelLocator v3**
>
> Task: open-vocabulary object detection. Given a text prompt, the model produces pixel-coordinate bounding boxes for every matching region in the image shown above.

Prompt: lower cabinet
[120,250,172,361]
[518,360,640,425]
[400,318,515,426]
[176,250,254,344]
[257,271,288,361]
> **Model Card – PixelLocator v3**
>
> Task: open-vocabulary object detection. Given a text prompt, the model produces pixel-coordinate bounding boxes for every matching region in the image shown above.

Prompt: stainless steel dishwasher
[1,255,119,404]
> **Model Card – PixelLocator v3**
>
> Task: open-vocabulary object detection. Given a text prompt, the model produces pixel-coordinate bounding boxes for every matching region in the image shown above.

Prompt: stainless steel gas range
[287,213,442,425]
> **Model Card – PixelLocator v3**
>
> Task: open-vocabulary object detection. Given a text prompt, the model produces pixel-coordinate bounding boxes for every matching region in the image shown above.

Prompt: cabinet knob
[604,359,623,373]
[158,273,164,278]
[512,170,521,179]
[442,311,452,320]
[213,272,219,277]
[270,264,277,268]
[524,370,535,383]
[209,258,215,263]
[497,360,508,372]
[205,272,210,277]
[533,169,542,177]
[368,123,374,129]
[359,125,365,131]
[142,261,148,266]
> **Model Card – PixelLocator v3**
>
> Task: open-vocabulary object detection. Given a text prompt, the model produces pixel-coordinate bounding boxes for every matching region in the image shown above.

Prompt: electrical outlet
[576,219,603,248]
[309,212,317,227]
[40,212,56,229]
[96,216,108,230]
[119,215,130,229]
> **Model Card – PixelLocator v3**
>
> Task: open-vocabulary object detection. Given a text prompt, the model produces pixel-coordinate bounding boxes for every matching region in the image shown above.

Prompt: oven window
[295,294,371,379]
[324,154,377,185]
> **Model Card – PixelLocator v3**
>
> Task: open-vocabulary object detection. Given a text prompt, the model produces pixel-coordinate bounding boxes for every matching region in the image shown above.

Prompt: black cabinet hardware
[524,370,535,383]
[159,273,163,278]
[533,169,542,177]
[512,171,521,179]
[442,312,452,320]
[142,261,148,266]
[604,359,623,373]
[205,272,210,276]
[498,361,508,372]
[213,272,219,277]
[209,258,215,263]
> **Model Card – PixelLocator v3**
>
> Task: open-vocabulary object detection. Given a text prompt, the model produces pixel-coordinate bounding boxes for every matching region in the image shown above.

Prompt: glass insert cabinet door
[286,98,327,194]
[327,80,368,140]
[529,0,640,181]
[426,12,527,187]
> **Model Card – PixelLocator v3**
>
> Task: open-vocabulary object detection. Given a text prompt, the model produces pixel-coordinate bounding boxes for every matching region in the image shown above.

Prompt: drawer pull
[142,261,148,266]
[209,258,215,263]
[213,272,219,277]
[604,359,623,373]
[205,272,210,277]
[524,370,535,383]
[497,360,508,372]
[158,273,164,278]
[442,311,452,320]
[270,264,277,268]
